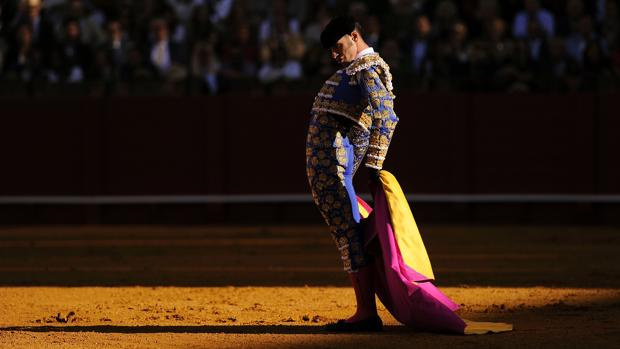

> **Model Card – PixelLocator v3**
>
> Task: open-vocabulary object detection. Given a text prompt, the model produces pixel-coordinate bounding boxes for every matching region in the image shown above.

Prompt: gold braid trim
[344,53,394,92]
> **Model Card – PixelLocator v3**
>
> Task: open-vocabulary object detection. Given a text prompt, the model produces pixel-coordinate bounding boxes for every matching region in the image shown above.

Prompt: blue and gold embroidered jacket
[311,52,399,169]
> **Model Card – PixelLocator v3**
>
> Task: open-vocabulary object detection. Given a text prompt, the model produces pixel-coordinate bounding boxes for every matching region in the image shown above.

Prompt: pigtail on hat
[320,16,357,49]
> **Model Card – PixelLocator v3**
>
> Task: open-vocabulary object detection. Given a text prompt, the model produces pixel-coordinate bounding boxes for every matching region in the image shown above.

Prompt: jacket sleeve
[358,66,399,169]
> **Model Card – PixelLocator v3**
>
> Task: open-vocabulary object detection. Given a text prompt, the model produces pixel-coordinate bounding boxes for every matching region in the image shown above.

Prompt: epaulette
[344,53,394,91]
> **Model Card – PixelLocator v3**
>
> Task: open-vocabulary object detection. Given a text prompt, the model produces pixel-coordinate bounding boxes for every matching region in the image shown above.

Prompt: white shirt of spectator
[151,40,172,73]
[258,63,280,83]
[166,0,203,44]
[68,66,84,82]
[166,0,204,23]
[210,0,234,24]
[528,38,543,61]
[412,41,427,73]
[282,59,302,80]
[204,72,218,95]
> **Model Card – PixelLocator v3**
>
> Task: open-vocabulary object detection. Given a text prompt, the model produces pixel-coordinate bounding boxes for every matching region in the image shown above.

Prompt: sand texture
[0,225,619,348]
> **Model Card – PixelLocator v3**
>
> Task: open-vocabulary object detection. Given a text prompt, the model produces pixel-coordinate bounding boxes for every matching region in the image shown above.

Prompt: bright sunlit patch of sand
[0,287,618,328]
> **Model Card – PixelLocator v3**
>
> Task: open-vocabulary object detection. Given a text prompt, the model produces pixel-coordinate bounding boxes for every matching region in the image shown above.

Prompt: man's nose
[331,50,338,59]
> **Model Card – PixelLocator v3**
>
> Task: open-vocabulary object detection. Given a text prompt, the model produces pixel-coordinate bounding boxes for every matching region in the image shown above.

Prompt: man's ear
[350,31,358,42]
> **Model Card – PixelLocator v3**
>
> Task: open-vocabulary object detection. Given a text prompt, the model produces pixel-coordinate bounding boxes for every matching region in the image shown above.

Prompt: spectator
[258,0,299,44]
[287,0,309,27]
[148,18,186,81]
[257,44,280,84]
[433,0,460,40]
[191,41,221,94]
[219,22,257,82]
[91,46,112,93]
[10,0,56,68]
[55,17,92,83]
[445,21,470,87]
[467,0,500,39]
[498,40,535,92]
[0,0,619,95]
[124,44,153,84]
[3,22,41,81]
[104,19,130,81]
[432,20,470,91]
[382,0,417,41]
[62,0,106,47]
[166,0,206,47]
[407,15,433,76]
[565,15,600,64]
[281,34,304,80]
[512,0,555,39]
[209,0,234,25]
[348,1,369,26]
[581,40,614,91]
[484,17,513,65]
[541,38,580,92]
[166,0,204,24]
[380,38,405,76]
[594,0,607,25]
[556,0,584,37]
[600,0,620,49]
[524,19,548,64]
[303,5,331,46]
[546,39,572,77]
[363,15,382,50]
[189,3,216,44]
[471,17,513,91]
[134,0,173,49]
[10,0,54,42]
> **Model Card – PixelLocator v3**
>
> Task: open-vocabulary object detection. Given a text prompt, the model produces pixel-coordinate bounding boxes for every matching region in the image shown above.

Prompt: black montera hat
[320,16,356,49]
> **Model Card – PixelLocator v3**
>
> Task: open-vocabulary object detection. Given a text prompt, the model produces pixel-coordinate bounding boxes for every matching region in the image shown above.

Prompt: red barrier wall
[1,93,618,196]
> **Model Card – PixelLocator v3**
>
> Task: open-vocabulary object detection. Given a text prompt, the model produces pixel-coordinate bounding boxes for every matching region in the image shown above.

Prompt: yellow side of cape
[379,170,435,280]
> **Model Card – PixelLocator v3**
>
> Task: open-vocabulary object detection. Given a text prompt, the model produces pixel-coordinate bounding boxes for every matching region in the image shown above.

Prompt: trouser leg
[306,113,367,273]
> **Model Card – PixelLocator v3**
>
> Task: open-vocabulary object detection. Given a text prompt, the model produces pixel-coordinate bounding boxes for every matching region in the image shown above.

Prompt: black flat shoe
[324,315,383,332]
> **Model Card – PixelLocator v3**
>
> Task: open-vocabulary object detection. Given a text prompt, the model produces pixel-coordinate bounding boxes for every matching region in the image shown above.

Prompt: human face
[66,21,80,40]
[330,33,358,65]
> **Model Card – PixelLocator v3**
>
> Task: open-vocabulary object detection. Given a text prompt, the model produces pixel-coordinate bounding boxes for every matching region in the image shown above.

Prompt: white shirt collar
[355,47,375,59]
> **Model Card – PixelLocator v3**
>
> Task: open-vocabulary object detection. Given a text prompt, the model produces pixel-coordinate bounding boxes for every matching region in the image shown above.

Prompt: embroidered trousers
[306,112,370,272]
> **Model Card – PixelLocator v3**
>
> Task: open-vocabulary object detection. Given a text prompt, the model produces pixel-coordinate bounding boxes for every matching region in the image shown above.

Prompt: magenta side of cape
[362,188,467,333]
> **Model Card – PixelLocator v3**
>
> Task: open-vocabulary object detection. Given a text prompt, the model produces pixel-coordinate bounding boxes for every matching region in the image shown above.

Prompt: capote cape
[357,170,512,334]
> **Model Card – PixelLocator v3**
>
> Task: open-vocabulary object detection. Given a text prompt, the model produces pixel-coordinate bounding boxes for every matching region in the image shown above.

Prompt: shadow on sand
[0,324,423,335]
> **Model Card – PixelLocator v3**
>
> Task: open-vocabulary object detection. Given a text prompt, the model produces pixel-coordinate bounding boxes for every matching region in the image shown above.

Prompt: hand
[367,168,381,199]
[367,168,381,183]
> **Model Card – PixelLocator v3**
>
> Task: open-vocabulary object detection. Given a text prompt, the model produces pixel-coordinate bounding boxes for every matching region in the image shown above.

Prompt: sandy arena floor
[0,225,619,348]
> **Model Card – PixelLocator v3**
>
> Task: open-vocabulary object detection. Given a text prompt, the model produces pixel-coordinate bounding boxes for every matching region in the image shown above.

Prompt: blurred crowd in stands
[1,0,620,96]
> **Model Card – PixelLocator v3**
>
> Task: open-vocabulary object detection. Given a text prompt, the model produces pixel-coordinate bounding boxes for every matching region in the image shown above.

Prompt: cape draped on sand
[356,170,512,335]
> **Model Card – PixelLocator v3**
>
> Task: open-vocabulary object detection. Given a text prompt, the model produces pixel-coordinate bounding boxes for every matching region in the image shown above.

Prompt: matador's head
[321,16,369,66]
